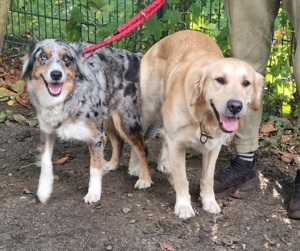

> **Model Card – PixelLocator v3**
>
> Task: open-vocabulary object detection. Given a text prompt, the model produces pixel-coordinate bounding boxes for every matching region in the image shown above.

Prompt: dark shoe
[288,170,300,219]
[214,154,258,198]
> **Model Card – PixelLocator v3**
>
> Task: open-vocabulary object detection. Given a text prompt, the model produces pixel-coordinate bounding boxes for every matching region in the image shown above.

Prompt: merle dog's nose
[227,100,243,115]
[50,70,62,81]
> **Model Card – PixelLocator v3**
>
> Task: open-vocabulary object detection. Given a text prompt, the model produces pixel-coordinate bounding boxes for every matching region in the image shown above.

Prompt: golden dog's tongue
[220,115,239,132]
[48,82,62,95]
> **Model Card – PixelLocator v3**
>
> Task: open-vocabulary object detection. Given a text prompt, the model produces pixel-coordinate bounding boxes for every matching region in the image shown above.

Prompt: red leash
[83,0,166,56]
[24,0,165,91]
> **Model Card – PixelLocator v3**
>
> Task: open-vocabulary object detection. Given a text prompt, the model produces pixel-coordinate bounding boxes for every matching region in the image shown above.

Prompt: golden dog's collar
[199,123,213,144]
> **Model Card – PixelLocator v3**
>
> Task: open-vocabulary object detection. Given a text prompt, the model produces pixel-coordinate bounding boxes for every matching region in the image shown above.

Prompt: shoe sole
[288,211,300,219]
[215,175,259,199]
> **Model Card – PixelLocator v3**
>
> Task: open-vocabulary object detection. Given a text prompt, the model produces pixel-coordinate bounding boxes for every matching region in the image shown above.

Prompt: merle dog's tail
[144,123,161,142]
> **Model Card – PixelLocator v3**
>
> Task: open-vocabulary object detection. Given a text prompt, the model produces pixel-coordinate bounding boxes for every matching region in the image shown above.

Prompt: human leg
[282,0,300,219]
[215,0,280,196]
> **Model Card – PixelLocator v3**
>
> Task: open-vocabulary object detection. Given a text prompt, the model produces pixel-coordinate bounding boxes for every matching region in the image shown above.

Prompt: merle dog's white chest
[38,106,93,142]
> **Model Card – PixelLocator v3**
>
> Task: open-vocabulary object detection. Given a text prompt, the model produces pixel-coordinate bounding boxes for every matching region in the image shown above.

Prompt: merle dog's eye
[243,80,251,87]
[62,55,70,63]
[40,53,47,60]
[215,77,226,85]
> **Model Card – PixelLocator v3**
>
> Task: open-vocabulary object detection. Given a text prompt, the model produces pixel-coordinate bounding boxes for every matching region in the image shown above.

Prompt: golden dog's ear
[249,72,264,111]
[190,69,207,107]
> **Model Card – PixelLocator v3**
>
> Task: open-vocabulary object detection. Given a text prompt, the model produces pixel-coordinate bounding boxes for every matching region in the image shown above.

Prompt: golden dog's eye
[243,80,251,87]
[215,77,226,85]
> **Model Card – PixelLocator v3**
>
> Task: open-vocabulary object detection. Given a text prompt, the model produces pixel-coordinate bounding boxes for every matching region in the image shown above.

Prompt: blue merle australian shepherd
[22,39,153,204]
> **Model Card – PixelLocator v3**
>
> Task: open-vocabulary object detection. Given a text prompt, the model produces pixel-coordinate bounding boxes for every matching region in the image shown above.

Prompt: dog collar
[199,123,213,144]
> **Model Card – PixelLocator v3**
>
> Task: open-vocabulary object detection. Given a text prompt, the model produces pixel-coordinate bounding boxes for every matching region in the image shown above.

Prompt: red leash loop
[83,0,166,55]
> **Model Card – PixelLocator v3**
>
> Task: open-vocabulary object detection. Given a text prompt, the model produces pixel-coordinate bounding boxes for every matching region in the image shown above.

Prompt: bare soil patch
[0,102,300,251]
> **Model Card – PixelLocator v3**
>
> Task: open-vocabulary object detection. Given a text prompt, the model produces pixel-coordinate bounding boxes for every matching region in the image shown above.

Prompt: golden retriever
[129,30,264,219]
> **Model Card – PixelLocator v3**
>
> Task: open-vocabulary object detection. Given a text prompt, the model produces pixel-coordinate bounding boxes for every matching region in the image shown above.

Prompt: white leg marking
[128,149,140,177]
[37,135,55,204]
[83,168,103,204]
[37,161,54,204]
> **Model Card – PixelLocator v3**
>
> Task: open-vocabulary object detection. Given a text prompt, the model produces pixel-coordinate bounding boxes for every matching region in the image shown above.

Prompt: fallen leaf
[259,121,277,135]
[279,151,297,164]
[54,175,60,181]
[10,80,25,93]
[264,234,277,246]
[0,87,15,99]
[129,219,136,224]
[13,114,27,124]
[15,92,30,107]
[53,156,69,165]
[26,118,38,127]
[160,242,176,251]
[122,207,131,214]
[279,134,294,144]
[23,187,32,194]
[7,99,15,106]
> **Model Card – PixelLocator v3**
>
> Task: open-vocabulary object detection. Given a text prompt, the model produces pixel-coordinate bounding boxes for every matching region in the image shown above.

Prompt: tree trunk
[0,0,11,55]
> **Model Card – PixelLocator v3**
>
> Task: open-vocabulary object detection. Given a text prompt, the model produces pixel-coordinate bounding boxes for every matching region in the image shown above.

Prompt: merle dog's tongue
[48,82,63,95]
[219,115,239,132]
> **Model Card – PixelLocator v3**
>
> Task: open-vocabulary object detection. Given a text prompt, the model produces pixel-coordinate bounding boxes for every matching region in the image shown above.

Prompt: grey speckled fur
[22,39,143,137]
[21,39,151,204]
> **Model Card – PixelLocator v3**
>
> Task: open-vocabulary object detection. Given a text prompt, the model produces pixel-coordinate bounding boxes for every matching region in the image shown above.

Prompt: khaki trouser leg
[224,0,280,153]
[283,0,300,95]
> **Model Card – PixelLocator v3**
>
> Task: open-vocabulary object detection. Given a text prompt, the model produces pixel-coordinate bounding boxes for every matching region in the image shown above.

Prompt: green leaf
[89,0,106,10]
[66,23,82,42]
[11,80,25,93]
[0,111,7,122]
[26,118,39,127]
[167,0,180,4]
[13,114,27,125]
[0,96,9,102]
[144,15,164,41]
[69,8,84,24]
[163,9,181,24]
[89,0,112,13]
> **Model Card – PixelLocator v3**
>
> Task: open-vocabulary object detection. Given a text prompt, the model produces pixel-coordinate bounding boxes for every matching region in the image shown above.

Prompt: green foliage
[66,8,84,42]
[263,5,298,121]
[6,0,299,121]
[259,116,300,152]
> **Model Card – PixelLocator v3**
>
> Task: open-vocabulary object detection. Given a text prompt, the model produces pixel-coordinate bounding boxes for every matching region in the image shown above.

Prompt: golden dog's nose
[227,99,243,115]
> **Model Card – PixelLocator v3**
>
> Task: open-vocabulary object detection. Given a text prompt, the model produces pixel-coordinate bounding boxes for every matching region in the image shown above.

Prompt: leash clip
[84,52,92,59]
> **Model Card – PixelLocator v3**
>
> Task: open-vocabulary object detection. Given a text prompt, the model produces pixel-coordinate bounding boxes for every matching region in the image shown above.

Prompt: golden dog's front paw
[202,199,221,214]
[174,202,195,219]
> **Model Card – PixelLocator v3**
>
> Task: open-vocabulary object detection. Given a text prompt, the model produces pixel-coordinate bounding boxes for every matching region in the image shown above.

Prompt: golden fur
[129,30,264,219]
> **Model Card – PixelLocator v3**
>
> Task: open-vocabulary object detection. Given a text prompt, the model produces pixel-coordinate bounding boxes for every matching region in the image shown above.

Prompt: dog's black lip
[209,99,238,133]
[41,74,62,97]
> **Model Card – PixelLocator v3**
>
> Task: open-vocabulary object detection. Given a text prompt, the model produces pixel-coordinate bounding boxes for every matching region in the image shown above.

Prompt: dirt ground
[1,101,300,251]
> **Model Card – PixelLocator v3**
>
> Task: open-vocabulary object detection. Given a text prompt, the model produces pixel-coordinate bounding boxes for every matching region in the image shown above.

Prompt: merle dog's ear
[22,43,40,81]
[70,46,88,80]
